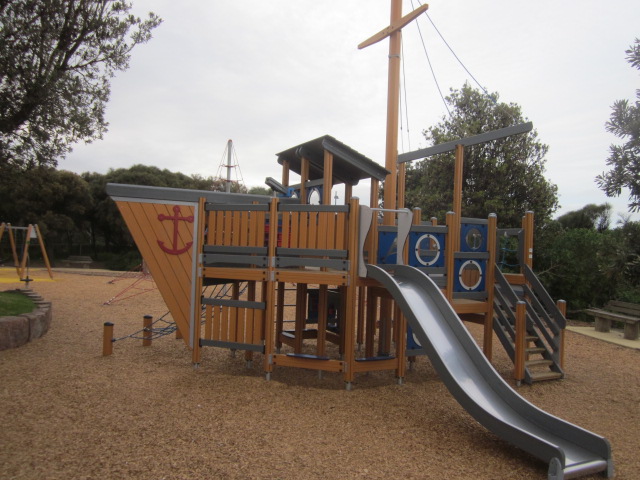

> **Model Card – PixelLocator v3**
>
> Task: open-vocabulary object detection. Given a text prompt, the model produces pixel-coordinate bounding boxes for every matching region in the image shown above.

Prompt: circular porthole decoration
[414,233,441,266]
[308,188,321,205]
[464,227,483,251]
[458,259,483,291]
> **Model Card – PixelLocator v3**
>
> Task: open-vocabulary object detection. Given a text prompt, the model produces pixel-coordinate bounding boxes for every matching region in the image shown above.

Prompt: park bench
[63,255,93,268]
[584,300,640,340]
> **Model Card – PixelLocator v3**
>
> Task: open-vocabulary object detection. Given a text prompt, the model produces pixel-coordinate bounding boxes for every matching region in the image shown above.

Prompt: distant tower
[216,139,245,193]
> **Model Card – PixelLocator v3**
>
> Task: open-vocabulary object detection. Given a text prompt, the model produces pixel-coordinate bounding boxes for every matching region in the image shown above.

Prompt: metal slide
[366,264,613,480]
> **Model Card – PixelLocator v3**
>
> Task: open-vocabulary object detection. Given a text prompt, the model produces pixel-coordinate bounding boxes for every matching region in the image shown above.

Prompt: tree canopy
[404,83,558,227]
[0,0,161,170]
[556,203,612,232]
[596,38,640,212]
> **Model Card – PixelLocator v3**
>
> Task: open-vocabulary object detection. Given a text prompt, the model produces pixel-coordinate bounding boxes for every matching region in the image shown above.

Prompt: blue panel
[409,232,446,267]
[378,231,397,264]
[460,223,488,252]
[407,325,422,350]
[454,258,486,292]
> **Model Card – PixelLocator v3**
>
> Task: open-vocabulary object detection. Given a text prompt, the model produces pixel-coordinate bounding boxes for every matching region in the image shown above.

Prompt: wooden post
[143,315,153,347]
[6,224,21,278]
[557,299,567,370]
[524,211,534,270]
[281,159,290,188]
[445,211,456,301]
[484,213,498,361]
[514,301,527,385]
[323,151,334,205]
[300,156,309,204]
[103,322,114,356]
[453,144,464,232]
[19,224,33,280]
[34,224,53,279]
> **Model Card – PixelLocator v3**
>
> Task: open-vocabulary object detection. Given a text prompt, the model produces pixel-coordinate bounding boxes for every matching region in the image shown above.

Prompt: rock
[0,316,30,350]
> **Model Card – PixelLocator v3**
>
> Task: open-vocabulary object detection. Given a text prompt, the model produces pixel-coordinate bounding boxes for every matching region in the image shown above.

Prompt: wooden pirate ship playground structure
[105,3,613,479]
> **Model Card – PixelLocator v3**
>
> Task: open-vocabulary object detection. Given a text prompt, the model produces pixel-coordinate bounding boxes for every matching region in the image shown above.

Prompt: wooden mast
[359,2,428,224]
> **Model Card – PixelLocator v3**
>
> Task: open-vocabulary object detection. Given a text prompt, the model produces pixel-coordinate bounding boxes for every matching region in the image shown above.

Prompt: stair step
[526,347,545,354]
[530,371,563,382]
[526,359,553,367]
[525,335,538,341]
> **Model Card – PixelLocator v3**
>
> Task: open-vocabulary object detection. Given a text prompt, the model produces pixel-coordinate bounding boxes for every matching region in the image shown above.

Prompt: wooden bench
[585,300,640,340]
[63,255,93,268]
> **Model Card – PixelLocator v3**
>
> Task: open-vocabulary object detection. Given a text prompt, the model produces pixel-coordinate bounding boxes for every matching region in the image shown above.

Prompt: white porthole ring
[415,234,441,266]
[458,259,483,291]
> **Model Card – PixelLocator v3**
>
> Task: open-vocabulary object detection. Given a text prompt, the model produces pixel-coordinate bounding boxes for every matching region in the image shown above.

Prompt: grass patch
[0,291,36,316]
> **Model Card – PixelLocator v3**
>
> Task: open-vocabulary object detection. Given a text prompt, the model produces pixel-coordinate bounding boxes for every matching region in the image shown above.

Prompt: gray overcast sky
[63,0,640,220]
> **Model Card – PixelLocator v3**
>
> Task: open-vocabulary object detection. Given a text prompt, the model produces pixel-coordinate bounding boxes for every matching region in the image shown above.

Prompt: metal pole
[226,139,233,193]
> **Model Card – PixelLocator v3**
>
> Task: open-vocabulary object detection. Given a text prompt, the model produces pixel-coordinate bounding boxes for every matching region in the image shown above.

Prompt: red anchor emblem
[157,205,194,255]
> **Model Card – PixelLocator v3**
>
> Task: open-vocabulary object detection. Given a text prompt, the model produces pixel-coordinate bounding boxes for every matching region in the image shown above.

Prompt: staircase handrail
[523,264,566,330]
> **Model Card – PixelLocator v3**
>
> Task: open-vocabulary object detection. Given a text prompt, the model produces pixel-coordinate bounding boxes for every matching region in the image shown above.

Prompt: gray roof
[277,135,390,185]
[106,183,297,205]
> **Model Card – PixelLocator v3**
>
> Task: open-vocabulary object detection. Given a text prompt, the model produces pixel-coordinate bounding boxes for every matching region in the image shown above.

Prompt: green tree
[405,83,558,227]
[248,185,271,196]
[596,38,640,212]
[0,166,92,255]
[0,0,161,169]
[537,229,614,311]
[556,203,612,232]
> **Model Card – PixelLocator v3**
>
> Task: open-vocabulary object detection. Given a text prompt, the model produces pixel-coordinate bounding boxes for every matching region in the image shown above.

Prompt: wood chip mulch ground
[0,270,638,479]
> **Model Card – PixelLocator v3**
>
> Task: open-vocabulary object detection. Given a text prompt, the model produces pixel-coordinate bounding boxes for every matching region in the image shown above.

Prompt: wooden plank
[215,210,224,245]
[290,212,300,248]
[275,270,348,285]
[298,212,308,248]
[221,305,230,341]
[245,307,254,344]
[280,211,290,248]
[352,358,398,373]
[202,267,268,282]
[239,211,249,246]
[204,304,213,340]
[272,354,344,372]
[206,211,215,244]
[212,305,221,340]
[335,212,346,250]
[318,212,329,250]
[231,211,241,246]
[308,211,318,249]
[223,210,232,245]
[358,4,429,49]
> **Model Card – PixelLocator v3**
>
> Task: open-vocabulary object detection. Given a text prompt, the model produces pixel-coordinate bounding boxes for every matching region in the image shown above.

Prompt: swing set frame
[0,222,54,281]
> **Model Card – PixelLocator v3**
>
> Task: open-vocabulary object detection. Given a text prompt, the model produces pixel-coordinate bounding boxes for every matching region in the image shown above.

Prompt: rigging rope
[423,12,495,104]
[400,40,412,153]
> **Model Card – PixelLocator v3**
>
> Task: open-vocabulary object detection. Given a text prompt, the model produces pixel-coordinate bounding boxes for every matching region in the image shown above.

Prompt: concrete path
[567,325,640,350]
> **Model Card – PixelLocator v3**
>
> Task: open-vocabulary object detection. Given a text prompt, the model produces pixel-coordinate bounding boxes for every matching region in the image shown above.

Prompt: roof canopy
[277,135,389,186]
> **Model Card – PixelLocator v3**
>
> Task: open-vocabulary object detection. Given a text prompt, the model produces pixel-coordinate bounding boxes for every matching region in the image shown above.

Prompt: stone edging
[0,289,53,351]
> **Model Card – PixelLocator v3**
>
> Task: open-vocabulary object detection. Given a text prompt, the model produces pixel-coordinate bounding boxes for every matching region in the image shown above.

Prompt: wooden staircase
[493,266,565,384]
